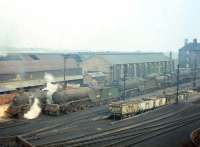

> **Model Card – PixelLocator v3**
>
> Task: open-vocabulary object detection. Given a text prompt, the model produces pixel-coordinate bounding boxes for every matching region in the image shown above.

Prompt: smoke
[43,73,58,104]
[24,98,41,119]
[0,104,9,119]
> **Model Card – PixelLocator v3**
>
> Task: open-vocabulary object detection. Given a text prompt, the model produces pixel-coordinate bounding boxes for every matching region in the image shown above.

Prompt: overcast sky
[0,0,199,52]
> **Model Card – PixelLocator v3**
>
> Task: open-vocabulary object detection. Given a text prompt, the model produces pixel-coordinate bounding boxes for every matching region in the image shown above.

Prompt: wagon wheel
[79,105,83,110]
[56,111,60,116]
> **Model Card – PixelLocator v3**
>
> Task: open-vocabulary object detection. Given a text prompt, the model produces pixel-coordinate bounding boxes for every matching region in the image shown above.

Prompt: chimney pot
[184,39,188,46]
[193,38,197,44]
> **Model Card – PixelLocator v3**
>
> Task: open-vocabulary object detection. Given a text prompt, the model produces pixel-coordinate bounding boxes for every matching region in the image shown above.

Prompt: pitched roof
[0,53,79,74]
[91,53,170,64]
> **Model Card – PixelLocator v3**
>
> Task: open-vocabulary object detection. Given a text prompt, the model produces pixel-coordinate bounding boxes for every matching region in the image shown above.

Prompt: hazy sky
[0,0,199,52]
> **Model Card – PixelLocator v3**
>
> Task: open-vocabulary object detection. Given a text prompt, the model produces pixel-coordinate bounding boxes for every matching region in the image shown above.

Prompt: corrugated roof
[79,53,95,61]
[93,53,170,64]
[0,53,79,74]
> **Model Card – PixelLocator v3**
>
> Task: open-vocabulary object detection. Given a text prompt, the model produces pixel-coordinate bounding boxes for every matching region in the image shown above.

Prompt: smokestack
[193,38,197,45]
[184,39,188,46]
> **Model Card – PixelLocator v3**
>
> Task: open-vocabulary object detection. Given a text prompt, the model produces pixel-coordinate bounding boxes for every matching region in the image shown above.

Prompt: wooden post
[176,64,180,104]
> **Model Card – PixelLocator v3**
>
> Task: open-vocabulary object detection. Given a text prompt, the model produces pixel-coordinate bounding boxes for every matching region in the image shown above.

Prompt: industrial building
[179,38,200,69]
[0,53,82,82]
[81,52,174,83]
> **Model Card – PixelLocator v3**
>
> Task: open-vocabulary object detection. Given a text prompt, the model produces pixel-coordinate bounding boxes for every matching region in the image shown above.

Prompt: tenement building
[179,38,200,69]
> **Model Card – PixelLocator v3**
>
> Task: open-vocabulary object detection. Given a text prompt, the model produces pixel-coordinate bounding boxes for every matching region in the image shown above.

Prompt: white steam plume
[24,98,41,119]
[43,73,58,104]
[0,104,9,119]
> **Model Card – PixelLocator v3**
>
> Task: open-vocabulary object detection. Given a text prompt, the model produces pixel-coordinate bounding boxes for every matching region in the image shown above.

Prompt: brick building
[179,38,200,69]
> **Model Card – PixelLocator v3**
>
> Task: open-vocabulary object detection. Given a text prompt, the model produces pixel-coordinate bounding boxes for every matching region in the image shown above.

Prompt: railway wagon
[178,90,198,102]
[150,97,166,107]
[109,100,141,117]
[185,90,198,97]
[139,98,154,111]
[160,97,167,106]
[109,97,167,118]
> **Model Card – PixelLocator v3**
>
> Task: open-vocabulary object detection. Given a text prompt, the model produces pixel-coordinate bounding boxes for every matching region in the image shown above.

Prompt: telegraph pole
[164,61,167,88]
[176,64,180,104]
[123,64,127,100]
[64,56,67,88]
[193,59,197,88]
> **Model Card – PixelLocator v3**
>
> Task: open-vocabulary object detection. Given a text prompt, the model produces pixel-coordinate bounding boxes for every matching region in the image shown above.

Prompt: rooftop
[89,52,170,64]
[0,53,80,74]
[179,39,200,51]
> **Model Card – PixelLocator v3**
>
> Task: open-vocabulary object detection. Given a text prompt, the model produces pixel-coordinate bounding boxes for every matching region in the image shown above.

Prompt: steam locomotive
[43,86,119,115]
[6,86,120,117]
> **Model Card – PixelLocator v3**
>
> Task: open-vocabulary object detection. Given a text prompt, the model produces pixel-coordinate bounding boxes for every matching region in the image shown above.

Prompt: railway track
[1,102,200,147]
[0,119,29,129]
[0,105,107,139]
[95,112,200,147]
[27,103,196,147]
[21,110,108,141]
